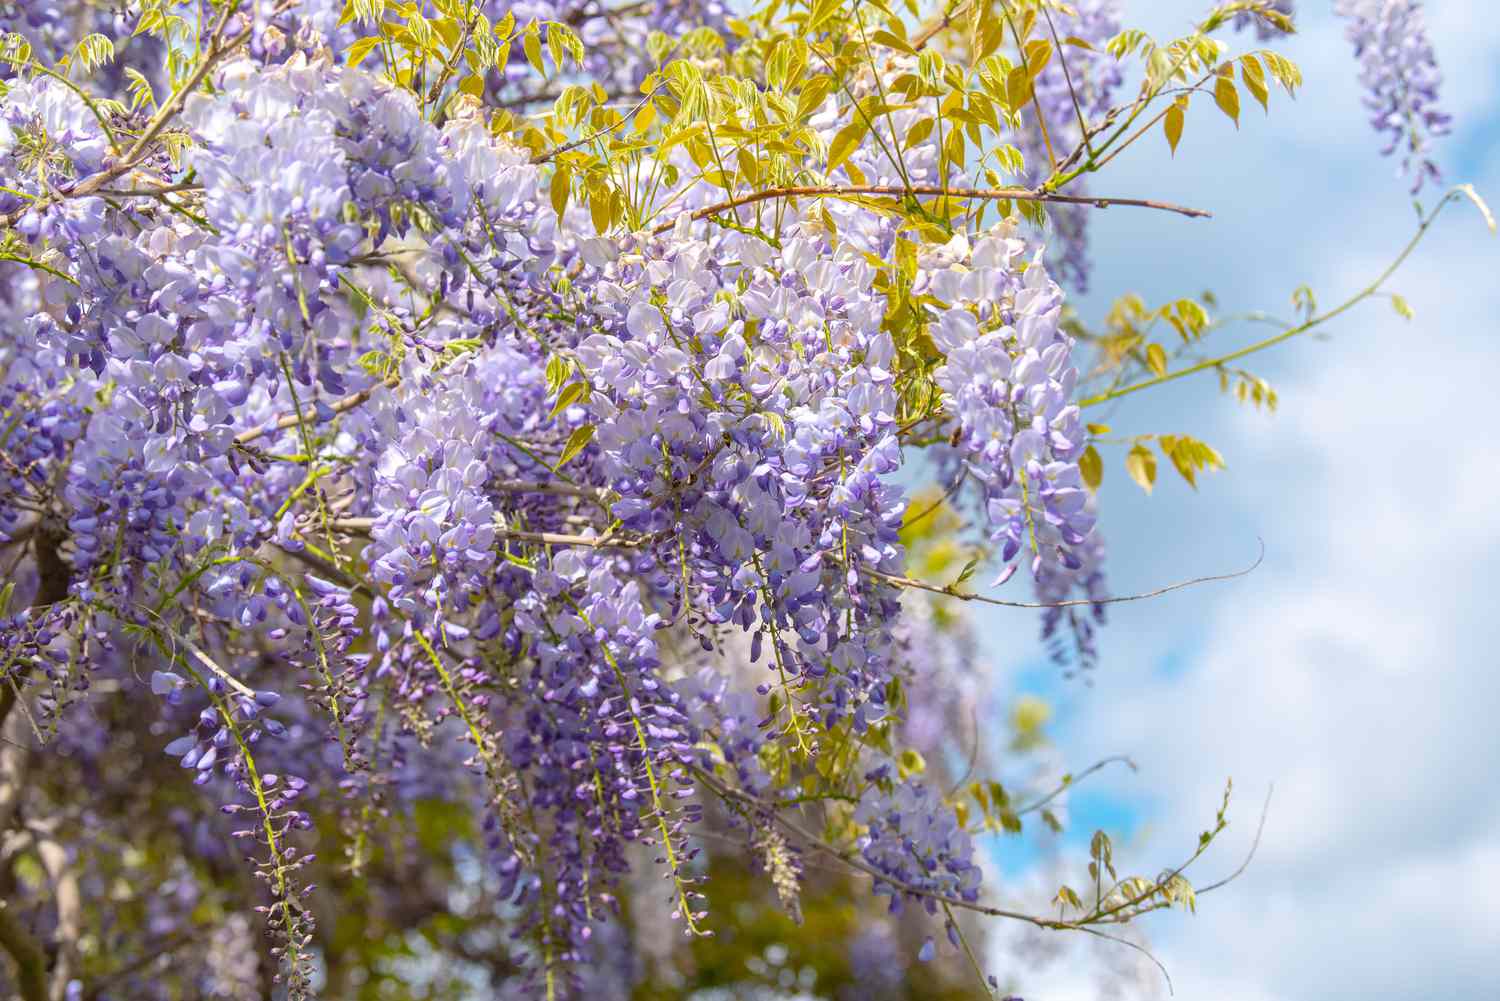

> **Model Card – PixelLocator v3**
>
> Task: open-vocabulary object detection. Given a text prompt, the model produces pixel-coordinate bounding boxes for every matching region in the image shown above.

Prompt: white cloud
[979,4,1500,999]
[1018,232,1500,999]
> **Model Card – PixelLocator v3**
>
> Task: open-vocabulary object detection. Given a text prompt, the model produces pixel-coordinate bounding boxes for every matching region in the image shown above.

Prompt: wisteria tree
[0,0,1486,998]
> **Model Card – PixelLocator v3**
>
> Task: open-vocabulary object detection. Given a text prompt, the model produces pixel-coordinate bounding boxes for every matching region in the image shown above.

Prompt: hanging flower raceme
[1335,0,1451,192]
[926,230,1096,587]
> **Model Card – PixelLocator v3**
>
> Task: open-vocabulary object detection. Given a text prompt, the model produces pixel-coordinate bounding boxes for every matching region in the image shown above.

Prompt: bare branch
[234,377,400,448]
[652,184,1211,236]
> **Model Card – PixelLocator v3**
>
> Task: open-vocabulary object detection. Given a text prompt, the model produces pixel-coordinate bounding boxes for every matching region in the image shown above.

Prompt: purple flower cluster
[0,5,1144,991]
[1335,0,1451,192]
[854,774,983,912]
[576,226,911,732]
[926,232,1096,587]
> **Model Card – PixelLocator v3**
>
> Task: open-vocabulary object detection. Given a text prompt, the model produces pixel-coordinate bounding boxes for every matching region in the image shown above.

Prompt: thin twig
[1014,755,1137,817]
[1078,925,1174,995]
[862,538,1264,611]
[912,0,973,50]
[531,86,661,164]
[1196,784,1273,895]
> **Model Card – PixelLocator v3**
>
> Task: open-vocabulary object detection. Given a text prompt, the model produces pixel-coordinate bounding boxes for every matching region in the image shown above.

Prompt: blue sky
[975,4,1500,999]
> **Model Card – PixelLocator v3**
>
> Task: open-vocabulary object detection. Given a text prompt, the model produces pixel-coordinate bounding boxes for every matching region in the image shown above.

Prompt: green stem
[1081,188,1466,408]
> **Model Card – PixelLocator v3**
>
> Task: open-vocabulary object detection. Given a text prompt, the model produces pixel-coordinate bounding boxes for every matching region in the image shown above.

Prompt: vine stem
[1080,185,1492,408]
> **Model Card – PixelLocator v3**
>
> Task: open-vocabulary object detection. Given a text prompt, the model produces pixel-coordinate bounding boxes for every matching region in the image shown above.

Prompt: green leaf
[555,424,595,470]
[953,556,979,587]
[545,354,569,393]
[1390,293,1414,321]
[1126,444,1157,494]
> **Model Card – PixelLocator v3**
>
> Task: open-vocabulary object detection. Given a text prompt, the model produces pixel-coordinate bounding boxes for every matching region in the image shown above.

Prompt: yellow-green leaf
[1023,39,1053,80]
[1241,54,1270,112]
[1005,65,1032,112]
[556,424,595,470]
[1146,343,1168,377]
[905,116,935,149]
[633,99,657,134]
[871,29,915,54]
[1126,444,1157,494]
[522,23,544,75]
[550,163,570,218]
[1080,444,1103,490]
[550,380,587,419]
[826,119,868,174]
[1159,434,1226,489]
[1164,97,1185,155]
[588,185,610,233]
[807,0,842,33]
[346,35,382,66]
[1214,75,1240,126]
